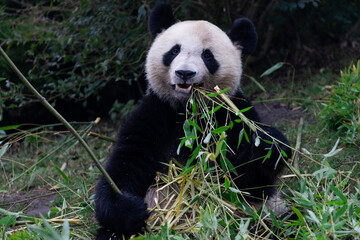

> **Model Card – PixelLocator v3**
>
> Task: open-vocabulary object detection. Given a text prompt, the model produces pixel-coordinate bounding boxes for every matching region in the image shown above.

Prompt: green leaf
[224,176,230,189]
[323,138,342,158]
[263,149,272,163]
[243,129,250,143]
[333,205,347,221]
[211,126,229,134]
[191,98,197,114]
[237,129,244,148]
[54,165,69,184]
[224,157,237,174]
[206,93,218,97]
[248,76,266,92]
[184,144,201,170]
[215,133,226,157]
[260,62,284,78]
[0,125,21,130]
[0,142,9,158]
[307,210,320,225]
[188,119,203,133]
[61,220,70,239]
[330,185,347,204]
[291,207,306,225]
[81,180,88,198]
[208,103,224,115]
[239,106,253,113]
[219,87,230,94]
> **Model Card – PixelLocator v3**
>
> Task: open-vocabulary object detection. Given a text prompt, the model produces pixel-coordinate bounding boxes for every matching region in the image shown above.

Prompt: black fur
[163,44,181,66]
[228,18,258,55]
[95,91,290,239]
[148,3,177,38]
[201,49,219,74]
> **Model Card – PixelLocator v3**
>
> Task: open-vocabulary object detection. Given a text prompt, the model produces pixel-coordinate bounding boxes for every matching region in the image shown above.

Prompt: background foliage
[0,0,359,124]
[320,61,360,144]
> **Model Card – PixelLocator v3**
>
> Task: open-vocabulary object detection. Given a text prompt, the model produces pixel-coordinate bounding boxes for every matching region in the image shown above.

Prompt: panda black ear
[227,18,258,55]
[149,3,177,38]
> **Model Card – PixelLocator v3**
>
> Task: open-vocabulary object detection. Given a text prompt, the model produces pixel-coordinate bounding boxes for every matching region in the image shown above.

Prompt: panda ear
[227,18,258,55]
[149,3,177,38]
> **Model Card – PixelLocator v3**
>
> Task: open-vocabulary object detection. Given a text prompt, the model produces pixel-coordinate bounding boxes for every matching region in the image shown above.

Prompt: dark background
[0,0,359,126]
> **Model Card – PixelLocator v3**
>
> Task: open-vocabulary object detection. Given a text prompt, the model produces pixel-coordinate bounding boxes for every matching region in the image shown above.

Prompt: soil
[0,188,57,216]
[254,101,303,126]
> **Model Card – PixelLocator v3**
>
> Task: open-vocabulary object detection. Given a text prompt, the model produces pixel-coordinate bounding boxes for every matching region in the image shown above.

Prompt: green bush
[319,61,360,143]
[0,0,149,113]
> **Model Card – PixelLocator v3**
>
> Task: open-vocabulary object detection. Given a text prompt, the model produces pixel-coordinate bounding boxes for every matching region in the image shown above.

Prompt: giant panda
[95,3,291,240]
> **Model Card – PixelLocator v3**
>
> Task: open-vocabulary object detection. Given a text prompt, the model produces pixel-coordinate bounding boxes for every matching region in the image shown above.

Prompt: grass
[1,65,360,239]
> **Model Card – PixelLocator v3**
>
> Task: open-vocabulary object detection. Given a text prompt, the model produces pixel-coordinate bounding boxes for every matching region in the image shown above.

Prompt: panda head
[146,3,257,106]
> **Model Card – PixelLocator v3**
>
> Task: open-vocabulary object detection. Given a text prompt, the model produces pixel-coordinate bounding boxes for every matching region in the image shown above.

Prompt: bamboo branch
[0,46,121,195]
[214,85,256,132]
[88,131,116,143]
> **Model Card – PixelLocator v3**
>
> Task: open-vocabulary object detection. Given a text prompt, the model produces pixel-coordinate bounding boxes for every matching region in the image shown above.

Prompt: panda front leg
[234,125,291,215]
[253,125,291,214]
[94,96,176,239]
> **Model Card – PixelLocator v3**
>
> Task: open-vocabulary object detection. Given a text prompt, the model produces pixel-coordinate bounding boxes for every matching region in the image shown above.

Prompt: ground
[0,100,303,218]
[0,188,57,216]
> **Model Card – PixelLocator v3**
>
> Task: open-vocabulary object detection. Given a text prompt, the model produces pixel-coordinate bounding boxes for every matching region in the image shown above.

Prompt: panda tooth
[185,85,192,92]
[175,84,192,93]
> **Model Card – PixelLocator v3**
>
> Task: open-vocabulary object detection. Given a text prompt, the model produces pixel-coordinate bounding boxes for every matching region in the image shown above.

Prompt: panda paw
[95,193,150,238]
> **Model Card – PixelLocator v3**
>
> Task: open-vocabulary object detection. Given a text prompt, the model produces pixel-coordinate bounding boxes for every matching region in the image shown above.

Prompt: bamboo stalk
[292,117,304,169]
[214,85,256,132]
[0,46,121,195]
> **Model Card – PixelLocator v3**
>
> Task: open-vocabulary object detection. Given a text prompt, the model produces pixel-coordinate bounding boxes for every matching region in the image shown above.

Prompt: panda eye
[171,45,180,55]
[202,49,214,60]
[201,49,219,74]
[163,44,181,66]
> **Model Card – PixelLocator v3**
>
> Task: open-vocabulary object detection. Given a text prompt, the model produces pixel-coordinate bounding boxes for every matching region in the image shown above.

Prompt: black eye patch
[201,49,219,74]
[163,44,181,66]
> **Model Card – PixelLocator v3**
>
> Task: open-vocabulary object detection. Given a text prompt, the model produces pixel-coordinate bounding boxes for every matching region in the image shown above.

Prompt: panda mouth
[175,84,193,94]
[174,83,203,94]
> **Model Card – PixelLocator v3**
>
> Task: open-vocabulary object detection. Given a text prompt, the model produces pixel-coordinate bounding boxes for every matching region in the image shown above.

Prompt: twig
[0,46,121,195]
[88,131,116,143]
[292,117,304,170]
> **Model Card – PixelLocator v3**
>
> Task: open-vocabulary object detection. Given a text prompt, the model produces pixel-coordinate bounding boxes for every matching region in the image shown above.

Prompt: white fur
[146,20,242,106]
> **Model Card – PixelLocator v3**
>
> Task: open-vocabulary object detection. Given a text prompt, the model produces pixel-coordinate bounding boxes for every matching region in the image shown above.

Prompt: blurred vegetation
[319,61,360,144]
[0,0,359,123]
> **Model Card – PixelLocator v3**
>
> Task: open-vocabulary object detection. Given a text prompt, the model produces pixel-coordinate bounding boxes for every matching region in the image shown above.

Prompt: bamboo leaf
[0,125,21,131]
[212,126,229,134]
[260,62,284,78]
[54,164,69,184]
[0,142,9,158]
[248,76,266,92]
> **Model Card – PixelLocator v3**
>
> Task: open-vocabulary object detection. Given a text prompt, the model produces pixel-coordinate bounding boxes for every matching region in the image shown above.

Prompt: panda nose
[175,70,196,81]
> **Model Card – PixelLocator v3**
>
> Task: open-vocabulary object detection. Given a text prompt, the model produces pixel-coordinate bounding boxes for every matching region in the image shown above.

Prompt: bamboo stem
[214,85,256,132]
[292,117,304,169]
[88,131,116,143]
[0,46,121,195]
